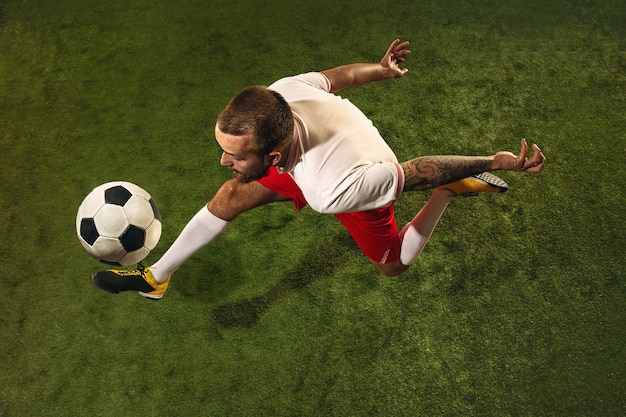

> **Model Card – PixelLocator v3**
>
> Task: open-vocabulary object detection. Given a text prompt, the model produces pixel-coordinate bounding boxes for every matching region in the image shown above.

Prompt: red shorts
[258,167,400,264]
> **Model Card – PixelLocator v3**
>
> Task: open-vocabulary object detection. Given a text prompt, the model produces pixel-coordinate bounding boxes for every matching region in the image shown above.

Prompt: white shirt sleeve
[269,72,331,99]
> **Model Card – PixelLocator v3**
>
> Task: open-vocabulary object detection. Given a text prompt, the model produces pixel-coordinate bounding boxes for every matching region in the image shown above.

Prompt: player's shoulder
[269,72,331,99]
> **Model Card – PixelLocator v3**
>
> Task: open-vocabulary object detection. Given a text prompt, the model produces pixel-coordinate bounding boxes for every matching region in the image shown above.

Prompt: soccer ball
[76,181,162,266]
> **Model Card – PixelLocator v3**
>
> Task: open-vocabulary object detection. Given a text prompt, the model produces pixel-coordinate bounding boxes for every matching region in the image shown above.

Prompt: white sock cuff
[195,206,229,236]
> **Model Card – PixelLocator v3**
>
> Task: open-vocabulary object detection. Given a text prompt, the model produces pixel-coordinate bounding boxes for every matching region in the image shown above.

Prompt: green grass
[1,0,625,415]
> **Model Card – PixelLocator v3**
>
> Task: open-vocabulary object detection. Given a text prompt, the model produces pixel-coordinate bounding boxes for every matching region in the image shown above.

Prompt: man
[92,39,546,300]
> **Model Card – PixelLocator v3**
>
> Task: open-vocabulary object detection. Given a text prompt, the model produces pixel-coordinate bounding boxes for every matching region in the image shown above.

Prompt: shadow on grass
[211,233,358,328]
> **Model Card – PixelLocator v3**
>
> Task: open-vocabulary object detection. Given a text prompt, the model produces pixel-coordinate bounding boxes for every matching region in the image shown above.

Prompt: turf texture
[1,0,624,415]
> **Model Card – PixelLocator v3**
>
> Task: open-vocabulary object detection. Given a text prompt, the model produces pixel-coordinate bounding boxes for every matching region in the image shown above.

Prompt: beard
[231,163,271,183]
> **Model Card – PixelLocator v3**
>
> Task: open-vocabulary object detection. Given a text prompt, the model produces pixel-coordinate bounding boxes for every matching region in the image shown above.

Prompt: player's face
[215,126,273,183]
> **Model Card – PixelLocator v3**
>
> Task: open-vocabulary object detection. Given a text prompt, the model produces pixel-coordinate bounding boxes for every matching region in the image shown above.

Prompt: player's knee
[372,260,408,277]
[208,180,248,221]
[381,267,406,277]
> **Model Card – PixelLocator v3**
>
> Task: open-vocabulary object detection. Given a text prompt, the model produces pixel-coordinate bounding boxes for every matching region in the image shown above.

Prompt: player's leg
[397,157,509,268]
[333,201,447,277]
[371,173,509,275]
[397,188,453,267]
[92,178,289,299]
[148,178,290,281]
[330,162,444,276]
[355,189,454,276]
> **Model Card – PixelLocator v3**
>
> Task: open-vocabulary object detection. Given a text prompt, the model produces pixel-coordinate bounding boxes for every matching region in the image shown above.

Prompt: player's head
[216,86,294,182]
[217,86,293,155]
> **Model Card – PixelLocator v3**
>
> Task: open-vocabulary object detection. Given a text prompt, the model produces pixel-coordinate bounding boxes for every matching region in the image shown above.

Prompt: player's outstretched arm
[321,39,410,93]
[401,139,546,192]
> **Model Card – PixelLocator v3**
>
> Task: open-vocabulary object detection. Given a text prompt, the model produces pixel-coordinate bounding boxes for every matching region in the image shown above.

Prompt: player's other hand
[380,39,410,78]
[493,138,546,173]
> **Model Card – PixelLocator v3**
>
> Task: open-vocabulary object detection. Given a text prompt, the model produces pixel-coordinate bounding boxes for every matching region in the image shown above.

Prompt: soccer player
[92,39,546,300]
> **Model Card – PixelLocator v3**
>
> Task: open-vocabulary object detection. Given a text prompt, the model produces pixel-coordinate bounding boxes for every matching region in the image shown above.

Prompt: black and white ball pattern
[76,181,162,266]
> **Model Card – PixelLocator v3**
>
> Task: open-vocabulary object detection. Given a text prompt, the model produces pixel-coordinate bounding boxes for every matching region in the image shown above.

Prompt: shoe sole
[138,291,164,300]
[461,172,509,197]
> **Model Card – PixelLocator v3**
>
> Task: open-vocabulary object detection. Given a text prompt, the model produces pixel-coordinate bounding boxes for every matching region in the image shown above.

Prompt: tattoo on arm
[401,156,493,192]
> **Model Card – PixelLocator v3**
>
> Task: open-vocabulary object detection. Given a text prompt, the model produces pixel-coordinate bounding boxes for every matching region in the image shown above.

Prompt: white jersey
[269,72,404,214]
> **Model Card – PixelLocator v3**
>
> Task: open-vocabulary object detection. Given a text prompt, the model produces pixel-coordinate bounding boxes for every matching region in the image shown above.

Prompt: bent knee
[371,260,409,277]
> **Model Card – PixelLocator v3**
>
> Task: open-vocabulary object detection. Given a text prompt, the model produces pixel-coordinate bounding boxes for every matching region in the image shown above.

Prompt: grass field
[1,0,625,415]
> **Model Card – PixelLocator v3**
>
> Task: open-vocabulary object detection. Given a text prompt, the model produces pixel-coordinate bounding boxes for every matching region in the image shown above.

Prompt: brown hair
[217,86,294,155]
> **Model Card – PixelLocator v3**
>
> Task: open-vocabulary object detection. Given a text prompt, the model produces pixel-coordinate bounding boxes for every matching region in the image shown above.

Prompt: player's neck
[274,125,297,168]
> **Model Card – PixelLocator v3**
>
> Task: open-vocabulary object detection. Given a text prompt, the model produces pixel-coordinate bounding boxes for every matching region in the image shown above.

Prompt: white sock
[399,190,453,266]
[150,206,229,282]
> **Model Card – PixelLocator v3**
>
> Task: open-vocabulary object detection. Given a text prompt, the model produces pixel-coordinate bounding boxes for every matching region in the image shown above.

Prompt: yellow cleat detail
[437,172,509,197]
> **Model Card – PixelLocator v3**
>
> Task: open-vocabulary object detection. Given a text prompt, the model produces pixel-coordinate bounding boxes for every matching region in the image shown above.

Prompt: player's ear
[268,150,281,166]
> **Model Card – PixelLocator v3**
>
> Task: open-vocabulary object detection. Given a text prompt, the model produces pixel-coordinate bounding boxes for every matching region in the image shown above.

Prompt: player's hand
[493,138,546,173]
[380,39,410,78]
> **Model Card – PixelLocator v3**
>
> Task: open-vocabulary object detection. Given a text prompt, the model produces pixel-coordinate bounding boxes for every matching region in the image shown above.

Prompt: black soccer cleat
[91,265,170,300]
